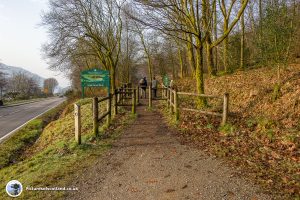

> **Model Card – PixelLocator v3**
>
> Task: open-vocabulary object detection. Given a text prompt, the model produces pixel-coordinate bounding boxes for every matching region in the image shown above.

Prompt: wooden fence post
[114,89,118,115]
[121,87,124,104]
[117,88,120,103]
[123,87,126,103]
[221,93,229,126]
[174,89,179,121]
[137,86,140,104]
[149,85,152,108]
[132,89,136,114]
[119,88,121,101]
[74,103,81,144]
[165,87,167,98]
[167,88,170,108]
[93,97,99,136]
[170,89,173,114]
[107,93,111,126]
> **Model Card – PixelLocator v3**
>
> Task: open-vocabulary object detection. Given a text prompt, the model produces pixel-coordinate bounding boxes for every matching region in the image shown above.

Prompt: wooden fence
[74,83,136,144]
[162,87,229,126]
[137,85,168,108]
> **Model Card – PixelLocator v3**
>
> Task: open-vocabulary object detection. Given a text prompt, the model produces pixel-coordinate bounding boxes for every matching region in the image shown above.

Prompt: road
[0,97,66,141]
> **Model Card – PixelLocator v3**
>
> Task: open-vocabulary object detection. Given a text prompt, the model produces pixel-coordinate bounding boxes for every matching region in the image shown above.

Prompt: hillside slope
[0,62,45,86]
[178,64,300,131]
[172,64,300,199]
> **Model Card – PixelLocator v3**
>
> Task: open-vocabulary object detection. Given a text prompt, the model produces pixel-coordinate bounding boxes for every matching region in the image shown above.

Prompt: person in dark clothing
[139,77,147,98]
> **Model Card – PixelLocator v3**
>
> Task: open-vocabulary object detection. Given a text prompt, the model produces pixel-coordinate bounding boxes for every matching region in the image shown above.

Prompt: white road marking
[0,99,66,144]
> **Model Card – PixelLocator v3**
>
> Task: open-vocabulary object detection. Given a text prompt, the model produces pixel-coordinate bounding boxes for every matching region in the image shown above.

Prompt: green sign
[163,75,170,87]
[80,69,110,98]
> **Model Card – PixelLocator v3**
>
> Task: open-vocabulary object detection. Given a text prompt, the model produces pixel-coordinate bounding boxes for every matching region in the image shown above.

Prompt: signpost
[163,75,170,87]
[80,69,110,98]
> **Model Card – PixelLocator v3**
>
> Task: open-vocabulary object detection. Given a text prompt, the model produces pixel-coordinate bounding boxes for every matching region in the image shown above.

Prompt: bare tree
[6,72,41,99]
[42,0,123,91]
[129,0,248,106]
[44,78,58,95]
[218,0,249,72]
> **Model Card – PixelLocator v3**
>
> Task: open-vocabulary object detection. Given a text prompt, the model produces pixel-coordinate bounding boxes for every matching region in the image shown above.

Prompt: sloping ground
[0,99,134,199]
[179,64,300,128]
[172,64,300,199]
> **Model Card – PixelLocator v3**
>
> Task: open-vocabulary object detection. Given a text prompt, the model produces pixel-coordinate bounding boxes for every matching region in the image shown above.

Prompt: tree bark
[186,33,196,76]
[203,0,216,76]
[139,30,153,82]
[240,0,245,69]
[195,36,207,107]
[223,19,229,72]
[213,0,218,72]
[178,47,184,78]
[206,38,216,76]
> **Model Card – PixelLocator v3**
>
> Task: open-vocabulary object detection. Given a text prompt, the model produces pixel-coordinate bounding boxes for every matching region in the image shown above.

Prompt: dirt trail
[67,101,271,200]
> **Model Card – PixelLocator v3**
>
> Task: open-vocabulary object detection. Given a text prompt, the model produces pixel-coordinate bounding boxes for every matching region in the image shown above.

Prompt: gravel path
[67,102,271,200]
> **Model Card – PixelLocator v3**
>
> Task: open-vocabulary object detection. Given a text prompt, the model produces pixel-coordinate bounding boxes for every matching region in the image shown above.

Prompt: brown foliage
[166,64,300,199]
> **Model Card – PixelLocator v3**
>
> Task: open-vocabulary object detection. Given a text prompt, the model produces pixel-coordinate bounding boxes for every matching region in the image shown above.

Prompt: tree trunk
[171,51,175,79]
[147,56,153,82]
[213,0,218,72]
[223,19,229,72]
[186,33,196,76]
[110,66,116,92]
[206,38,216,76]
[138,29,153,82]
[203,0,216,77]
[178,47,184,78]
[126,28,131,83]
[195,36,207,107]
[259,0,263,41]
[240,0,245,69]
[258,0,263,59]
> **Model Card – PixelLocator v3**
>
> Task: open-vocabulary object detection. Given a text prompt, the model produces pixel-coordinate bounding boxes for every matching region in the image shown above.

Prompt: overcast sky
[0,0,70,87]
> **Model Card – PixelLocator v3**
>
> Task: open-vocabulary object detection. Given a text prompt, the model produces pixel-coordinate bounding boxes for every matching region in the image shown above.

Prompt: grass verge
[0,100,68,169]
[0,99,135,199]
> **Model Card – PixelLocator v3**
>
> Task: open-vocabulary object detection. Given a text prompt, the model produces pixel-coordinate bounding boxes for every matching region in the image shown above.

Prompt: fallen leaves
[164,64,300,199]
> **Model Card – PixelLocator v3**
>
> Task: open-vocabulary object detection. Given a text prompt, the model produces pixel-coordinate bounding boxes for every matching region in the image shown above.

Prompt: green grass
[218,123,236,136]
[0,119,43,168]
[0,100,69,169]
[0,98,134,199]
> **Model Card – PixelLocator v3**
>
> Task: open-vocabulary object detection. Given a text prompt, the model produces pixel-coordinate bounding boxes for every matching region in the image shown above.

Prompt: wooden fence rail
[143,86,168,108]
[163,87,229,126]
[74,83,135,144]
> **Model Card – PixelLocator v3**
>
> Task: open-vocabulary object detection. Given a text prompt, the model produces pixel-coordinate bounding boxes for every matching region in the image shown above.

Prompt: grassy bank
[0,98,135,199]
[0,100,68,169]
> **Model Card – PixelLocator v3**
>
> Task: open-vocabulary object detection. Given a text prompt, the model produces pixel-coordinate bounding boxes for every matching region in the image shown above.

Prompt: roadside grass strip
[0,98,135,199]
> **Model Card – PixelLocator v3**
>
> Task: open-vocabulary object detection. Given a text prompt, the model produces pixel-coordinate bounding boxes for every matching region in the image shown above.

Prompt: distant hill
[0,62,45,86]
